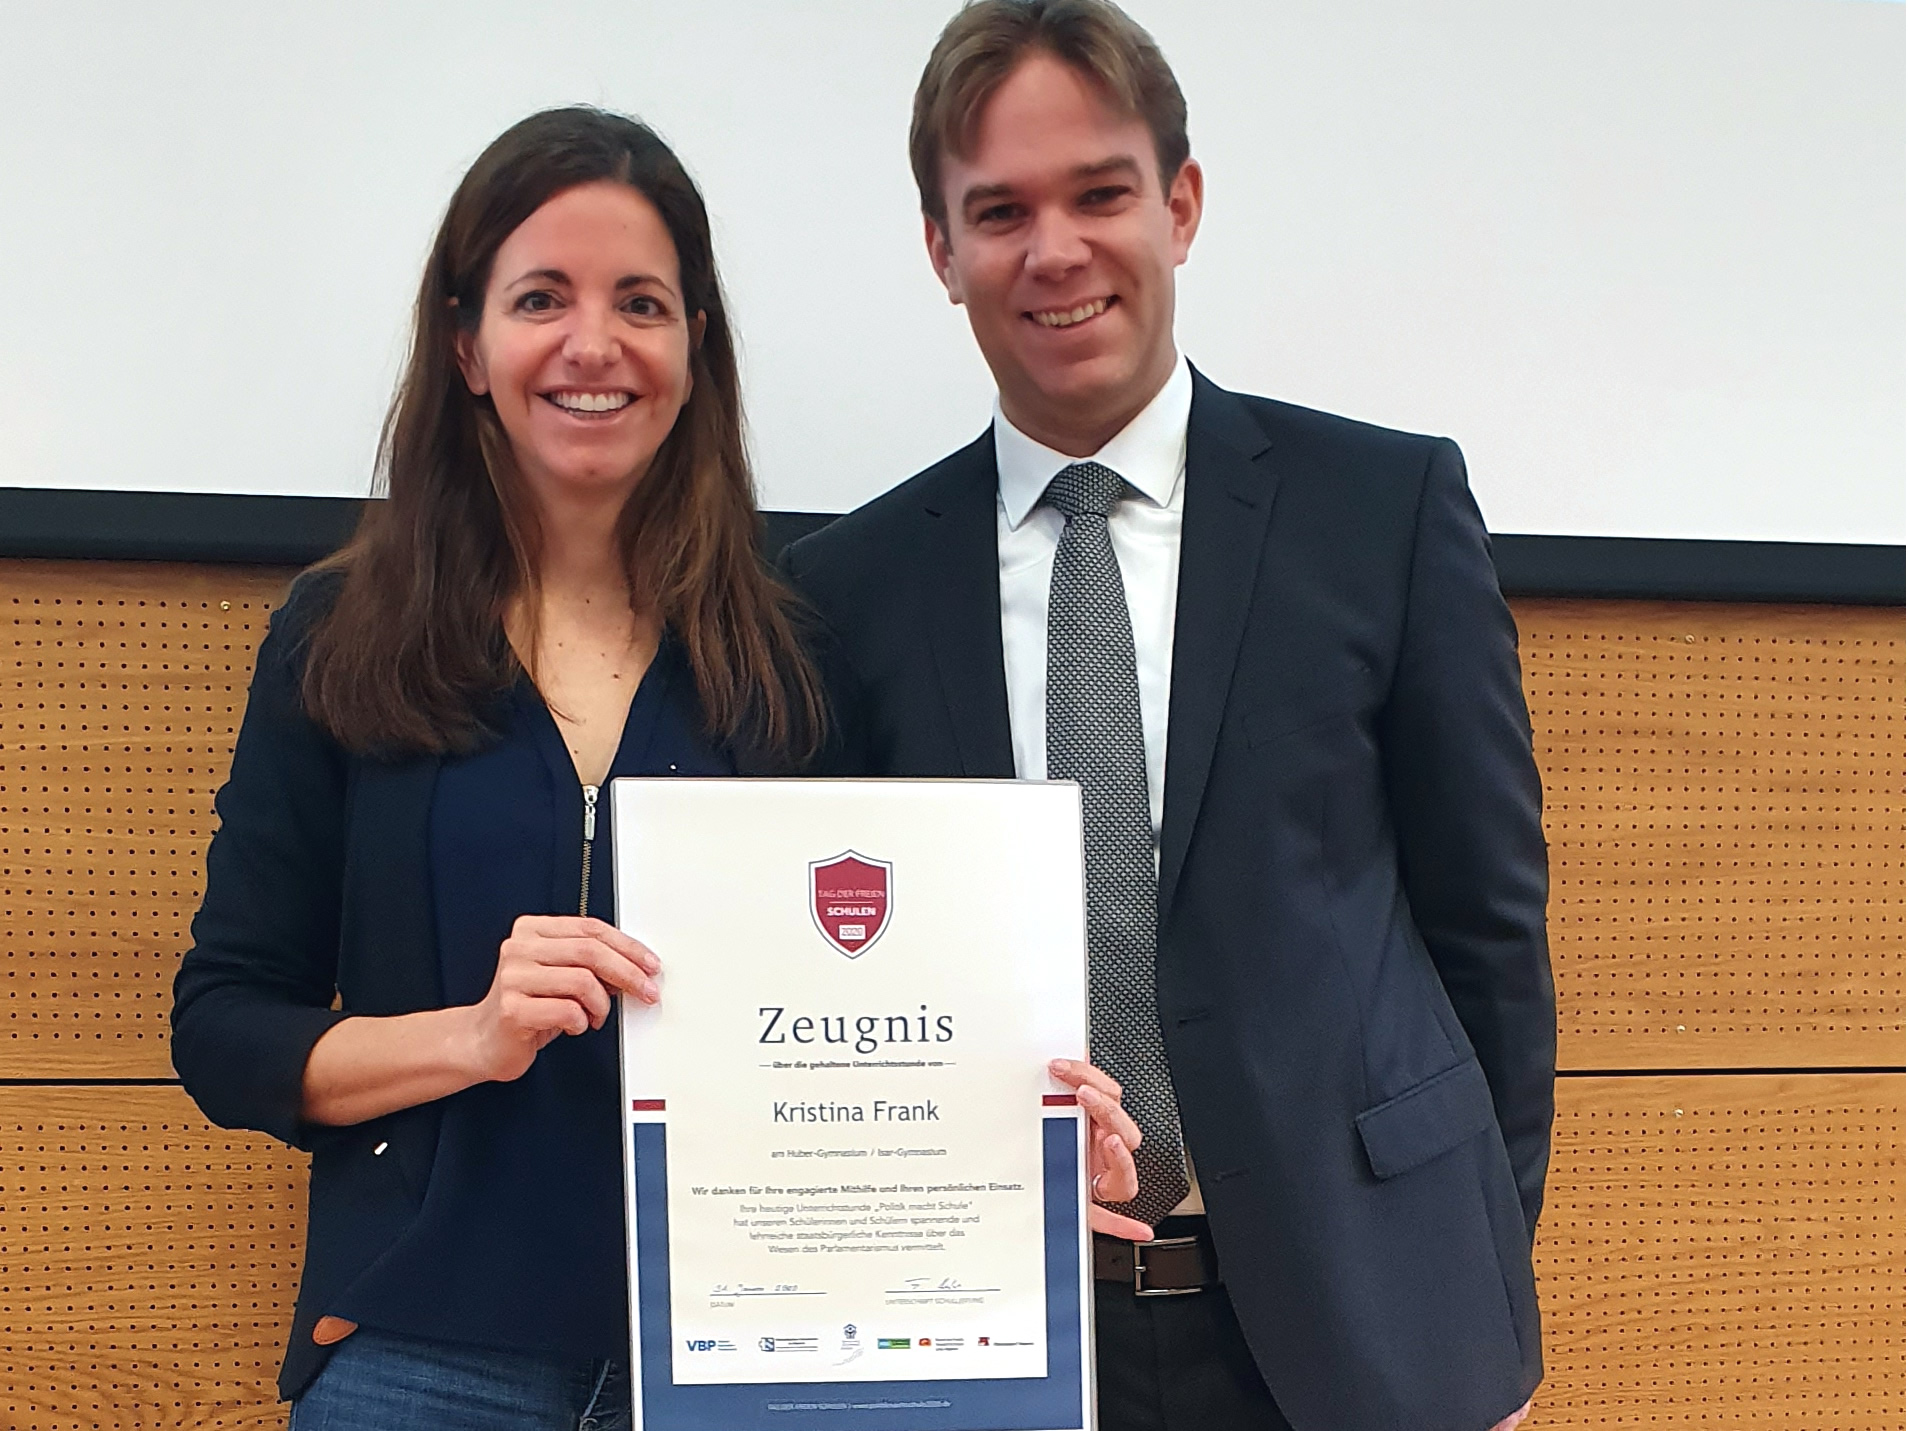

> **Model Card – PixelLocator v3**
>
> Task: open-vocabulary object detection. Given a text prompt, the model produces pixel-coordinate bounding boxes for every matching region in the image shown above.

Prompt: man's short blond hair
[910,0,1190,227]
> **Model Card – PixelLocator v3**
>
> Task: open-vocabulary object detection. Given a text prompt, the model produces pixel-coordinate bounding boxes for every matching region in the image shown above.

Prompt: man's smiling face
[927,50,1202,456]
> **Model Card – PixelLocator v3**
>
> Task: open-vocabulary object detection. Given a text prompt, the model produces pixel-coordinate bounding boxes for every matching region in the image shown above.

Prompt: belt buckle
[1131,1233,1203,1297]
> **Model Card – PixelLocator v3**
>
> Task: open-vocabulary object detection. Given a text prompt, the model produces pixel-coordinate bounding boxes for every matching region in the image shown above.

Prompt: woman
[173,105,1141,1429]
[170,106,830,1425]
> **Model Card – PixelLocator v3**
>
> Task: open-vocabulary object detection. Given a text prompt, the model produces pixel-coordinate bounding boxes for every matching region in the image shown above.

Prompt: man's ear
[923,214,965,306]
[450,299,489,396]
[1166,158,1204,268]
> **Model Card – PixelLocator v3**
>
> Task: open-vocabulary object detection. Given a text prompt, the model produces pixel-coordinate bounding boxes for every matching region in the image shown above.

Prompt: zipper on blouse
[579,784,599,916]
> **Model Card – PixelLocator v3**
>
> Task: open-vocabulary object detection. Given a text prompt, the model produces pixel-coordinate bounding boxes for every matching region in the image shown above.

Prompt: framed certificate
[613,779,1094,1431]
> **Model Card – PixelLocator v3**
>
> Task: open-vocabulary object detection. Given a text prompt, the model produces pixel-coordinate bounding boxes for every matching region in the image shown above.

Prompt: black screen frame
[0,487,1898,604]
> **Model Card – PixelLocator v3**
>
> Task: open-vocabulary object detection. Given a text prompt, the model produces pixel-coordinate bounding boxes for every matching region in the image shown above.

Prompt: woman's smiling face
[455,179,697,506]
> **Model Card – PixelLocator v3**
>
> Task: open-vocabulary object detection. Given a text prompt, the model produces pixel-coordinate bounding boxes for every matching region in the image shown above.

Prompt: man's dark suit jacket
[784,370,1554,1431]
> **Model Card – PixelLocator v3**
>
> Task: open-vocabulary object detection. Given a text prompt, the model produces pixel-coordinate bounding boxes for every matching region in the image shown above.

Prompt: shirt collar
[993,354,1192,530]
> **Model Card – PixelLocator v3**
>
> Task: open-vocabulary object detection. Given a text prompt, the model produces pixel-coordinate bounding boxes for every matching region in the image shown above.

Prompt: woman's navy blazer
[170,573,809,1399]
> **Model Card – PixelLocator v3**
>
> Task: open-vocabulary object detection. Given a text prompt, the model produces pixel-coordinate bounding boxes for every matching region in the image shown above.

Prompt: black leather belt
[1092,1218,1221,1296]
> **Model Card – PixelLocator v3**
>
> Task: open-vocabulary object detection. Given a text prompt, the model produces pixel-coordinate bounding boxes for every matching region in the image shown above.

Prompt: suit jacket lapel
[1159,373,1279,916]
[920,432,1016,778]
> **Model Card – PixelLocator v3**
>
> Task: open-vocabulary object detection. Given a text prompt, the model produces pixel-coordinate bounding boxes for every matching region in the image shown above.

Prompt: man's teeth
[1032,298,1110,329]
[549,391,633,412]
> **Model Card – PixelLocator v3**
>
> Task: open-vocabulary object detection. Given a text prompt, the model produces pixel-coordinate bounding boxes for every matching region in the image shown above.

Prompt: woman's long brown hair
[302,107,823,760]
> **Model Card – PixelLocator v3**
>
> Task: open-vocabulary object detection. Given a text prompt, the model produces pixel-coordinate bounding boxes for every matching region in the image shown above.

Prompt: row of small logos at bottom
[685,1326,1032,1354]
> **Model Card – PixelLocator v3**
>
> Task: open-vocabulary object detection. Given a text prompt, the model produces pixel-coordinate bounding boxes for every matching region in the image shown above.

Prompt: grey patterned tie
[1042,460,1189,1227]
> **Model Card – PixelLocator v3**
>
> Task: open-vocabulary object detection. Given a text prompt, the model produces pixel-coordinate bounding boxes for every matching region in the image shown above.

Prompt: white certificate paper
[614,779,1094,1431]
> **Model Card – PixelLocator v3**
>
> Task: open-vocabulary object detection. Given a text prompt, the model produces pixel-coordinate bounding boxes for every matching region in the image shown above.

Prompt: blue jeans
[289,1328,631,1431]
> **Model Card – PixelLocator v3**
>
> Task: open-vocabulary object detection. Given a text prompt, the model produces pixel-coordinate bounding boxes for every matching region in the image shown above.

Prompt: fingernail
[1077,1085,1100,1104]
[1047,1058,1068,1074]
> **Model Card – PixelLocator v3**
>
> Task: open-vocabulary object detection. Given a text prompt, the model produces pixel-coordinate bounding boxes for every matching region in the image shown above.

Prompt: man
[784,4,1553,1428]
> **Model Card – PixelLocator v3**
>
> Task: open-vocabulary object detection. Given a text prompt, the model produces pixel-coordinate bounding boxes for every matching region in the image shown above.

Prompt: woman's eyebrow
[615,273,678,297]
[502,268,678,298]
[505,267,571,288]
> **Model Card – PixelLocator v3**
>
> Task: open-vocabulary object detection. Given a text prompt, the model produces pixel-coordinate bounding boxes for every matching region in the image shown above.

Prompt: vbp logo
[684,1339,716,1352]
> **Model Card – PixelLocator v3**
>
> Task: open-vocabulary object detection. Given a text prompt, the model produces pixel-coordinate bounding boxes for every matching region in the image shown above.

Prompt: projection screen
[0,0,1899,543]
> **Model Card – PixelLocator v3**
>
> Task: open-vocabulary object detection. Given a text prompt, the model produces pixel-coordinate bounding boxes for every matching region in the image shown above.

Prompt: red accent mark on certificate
[631,1098,666,1111]
[809,850,893,958]
[1042,1093,1078,1106]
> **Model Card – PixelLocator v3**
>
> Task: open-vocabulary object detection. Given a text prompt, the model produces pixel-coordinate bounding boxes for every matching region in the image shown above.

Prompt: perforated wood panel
[2,1083,1896,1428]
[0,562,1902,1425]
[0,561,290,1078]
[6,570,1900,1079]
[0,1085,306,1429]
[1530,1073,1904,1428]
[1518,600,1905,1069]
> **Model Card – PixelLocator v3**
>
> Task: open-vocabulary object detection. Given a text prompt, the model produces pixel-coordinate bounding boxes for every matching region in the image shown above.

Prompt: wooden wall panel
[1519,600,1904,1069]
[0,1085,305,1430]
[0,562,290,1077]
[1530,1074,1904,1427]
[0,561,1901,1423]
[6,567,1901,1079]
[2,1080,1898,1427]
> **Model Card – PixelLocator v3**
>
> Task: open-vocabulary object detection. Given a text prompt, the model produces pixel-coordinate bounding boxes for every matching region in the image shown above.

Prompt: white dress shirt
[993,354,1203,1216]
[994,354,1190,837]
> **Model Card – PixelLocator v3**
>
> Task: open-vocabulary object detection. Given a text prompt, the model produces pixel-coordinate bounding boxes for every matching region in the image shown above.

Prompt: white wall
[0,0,1899,542]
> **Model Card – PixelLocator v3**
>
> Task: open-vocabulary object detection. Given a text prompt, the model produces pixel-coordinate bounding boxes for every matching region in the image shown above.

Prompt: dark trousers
[1094,1278,1294,1431]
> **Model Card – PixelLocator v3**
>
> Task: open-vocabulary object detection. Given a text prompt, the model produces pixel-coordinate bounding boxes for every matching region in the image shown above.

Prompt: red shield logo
[810,851,892,958]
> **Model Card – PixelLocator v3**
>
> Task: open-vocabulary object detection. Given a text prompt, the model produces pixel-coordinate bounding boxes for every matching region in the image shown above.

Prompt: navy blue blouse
[333,635,734,1360]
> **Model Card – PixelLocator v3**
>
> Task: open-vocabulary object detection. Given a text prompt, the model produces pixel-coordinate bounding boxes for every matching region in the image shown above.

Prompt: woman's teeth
[1032,298,1110,328]
[547,391,633,413]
